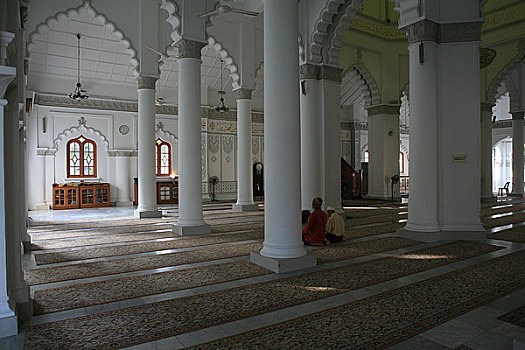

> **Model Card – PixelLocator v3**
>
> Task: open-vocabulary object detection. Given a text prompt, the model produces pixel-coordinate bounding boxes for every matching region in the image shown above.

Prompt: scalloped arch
[486,51,524,110]
[27,0,140,77]
[160,0,182,47]
[156,124,178,142]
[341,62,381,108]
[54,124,110,150]
[208,36,241,90]
[310,0,363,66]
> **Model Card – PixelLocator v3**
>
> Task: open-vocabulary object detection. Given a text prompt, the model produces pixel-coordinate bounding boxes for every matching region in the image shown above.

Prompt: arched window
[155,139,171,176]
[67,135,97,178]
[400,152,405,173]
[364,150,369,163]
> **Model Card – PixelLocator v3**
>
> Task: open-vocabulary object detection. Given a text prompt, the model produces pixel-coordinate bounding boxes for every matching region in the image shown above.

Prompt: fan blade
[198,9,219,18]
[231,8,259,16]
[146,46,164,56]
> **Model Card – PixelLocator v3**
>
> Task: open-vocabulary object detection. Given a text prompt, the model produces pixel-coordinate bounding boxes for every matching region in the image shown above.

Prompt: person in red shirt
[302,197,330,246]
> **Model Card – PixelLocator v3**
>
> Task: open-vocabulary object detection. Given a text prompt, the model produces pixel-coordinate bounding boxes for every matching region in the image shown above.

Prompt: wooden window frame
[400,151,404,174]
[67,135,97,178]
[155,138,171,176]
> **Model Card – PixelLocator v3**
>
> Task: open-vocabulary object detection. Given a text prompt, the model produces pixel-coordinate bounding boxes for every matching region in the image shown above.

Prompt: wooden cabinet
[134,178,179,205]
[53,183,110,209]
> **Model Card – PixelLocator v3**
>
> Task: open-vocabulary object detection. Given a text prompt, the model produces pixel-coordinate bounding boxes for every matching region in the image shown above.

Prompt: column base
[172,223,211,237]
[116,201,133,207]
[250,251,317,273]
[0,312,17,338]
[232,203,259,212]
[134,209,162,218]
[404,222,440,233]
[396,228,486,242]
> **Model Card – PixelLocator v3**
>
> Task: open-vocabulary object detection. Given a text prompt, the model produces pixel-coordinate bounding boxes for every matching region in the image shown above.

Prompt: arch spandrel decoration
[486,47,525,109]
[27,0,140,77]
[54,117,110,150]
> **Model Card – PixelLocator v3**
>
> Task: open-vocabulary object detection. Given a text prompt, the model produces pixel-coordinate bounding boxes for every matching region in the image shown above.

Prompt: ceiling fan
[199,5,259,18]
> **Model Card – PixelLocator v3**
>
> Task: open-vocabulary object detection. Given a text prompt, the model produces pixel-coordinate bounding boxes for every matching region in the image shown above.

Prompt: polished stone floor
[1,199,523,349]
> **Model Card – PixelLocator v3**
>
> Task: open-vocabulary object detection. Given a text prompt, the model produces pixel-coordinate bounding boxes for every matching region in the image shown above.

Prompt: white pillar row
[251,0,315,273]
[366,105,400,201]
[173,39,211,236]
[401,19,483,237]
[299,64,322,211]
[233,88,258,212]
[0,94,18,337]
[480,102,495,201]
[511,112,524,196]
[114,153,132,205]
[134,75,161,218]
[319,67,343,212]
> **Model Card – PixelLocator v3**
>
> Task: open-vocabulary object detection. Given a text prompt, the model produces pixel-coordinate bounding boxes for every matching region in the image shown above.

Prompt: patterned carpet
[498,305,525,328]
[488,225,525,243]
[23,241,503,349]
[34,230,264,265]
[483,211,525,229]
[186,249,525,350]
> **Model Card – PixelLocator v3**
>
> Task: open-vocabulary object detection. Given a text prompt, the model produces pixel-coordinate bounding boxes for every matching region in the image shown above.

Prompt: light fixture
[69,33,89,101]
[215,59,229,113]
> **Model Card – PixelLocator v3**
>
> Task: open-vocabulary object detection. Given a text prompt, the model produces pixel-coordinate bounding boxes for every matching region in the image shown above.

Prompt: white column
[0,98,17,337]
[250,0,315,273]
[320,67,343,212]
[233,88,258,211]
[173,39,210,236]
[115,154,131,205]
[299,64,322,211]
[366,105,400,201]
[134,75,161,218]
[511,112,524,196]
[404,38,440,232]
[481,103,495,201]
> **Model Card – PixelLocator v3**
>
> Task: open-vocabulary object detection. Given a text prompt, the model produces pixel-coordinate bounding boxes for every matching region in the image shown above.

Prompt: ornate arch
[160,0,182,45]
[486,48,524,107]
[155,121,178,142]
[27,1,140,77]
[208,36,241,90]
[340,60,381,108]
[54,117,110,149]
[310,0,364,66]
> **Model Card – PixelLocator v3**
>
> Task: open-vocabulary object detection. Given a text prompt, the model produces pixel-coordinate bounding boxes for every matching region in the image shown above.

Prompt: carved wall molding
[174,38,206,59]
[235,88,253,100]
[137,75,157,90]
[27,0,140,77]
[107,150,137,157]
[483,2,525,32]
[222,135,234,155]
[319,66,343,82]
[36,147,57,156]
[299,63,320,80]
[366,104,401,116]
[155,121,178,141]
[493,120,513,128]
[53,118,110,149]
[404,19,482,45]
[208,134,220,154]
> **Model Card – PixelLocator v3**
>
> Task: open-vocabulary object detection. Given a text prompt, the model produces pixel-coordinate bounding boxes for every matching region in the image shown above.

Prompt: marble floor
[2,199,524,349]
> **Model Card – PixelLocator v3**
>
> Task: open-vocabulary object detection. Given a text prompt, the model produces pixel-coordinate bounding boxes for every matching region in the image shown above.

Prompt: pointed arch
[27,0,139,77]
[486,49,525,108]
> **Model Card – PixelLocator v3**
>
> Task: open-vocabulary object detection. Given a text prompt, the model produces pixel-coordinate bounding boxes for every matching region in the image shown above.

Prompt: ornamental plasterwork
[493,120,512,128]
[235,88,253,100]
[174,38,206,59]
[201,134,207,182]
[404,20,482,44]
[137,75,157,90]
[208,134,220,154]
[252,123,264,134]
[155,121,178,141]
[222,135,234,155]
[215,121,237,133]
[34,94,178,115]
[53,119,110,149]
[252,138,260,155]
[482,2,525,32]
[350,15,405,40]
[107,150,137,157]
[299,64,320,80]
[36,148,57,156]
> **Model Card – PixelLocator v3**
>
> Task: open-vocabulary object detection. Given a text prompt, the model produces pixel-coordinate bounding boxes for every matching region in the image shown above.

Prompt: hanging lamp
[69,33,89,100]
[215,59,229,113]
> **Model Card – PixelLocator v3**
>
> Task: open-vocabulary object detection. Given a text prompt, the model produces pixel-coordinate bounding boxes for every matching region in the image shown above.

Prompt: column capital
[137,75,157,90]
[235,88,253,100]
[480,102,495,113]
[366,104,400,116]
[319,66,342,82]
[404,19,482,45]
[299,63,319,80]
[512,111,525,120]
[174,39,206,59]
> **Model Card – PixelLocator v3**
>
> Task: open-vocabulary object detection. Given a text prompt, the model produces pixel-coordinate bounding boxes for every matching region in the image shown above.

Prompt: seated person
[325,205,346,243]
[302,197,329,246]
